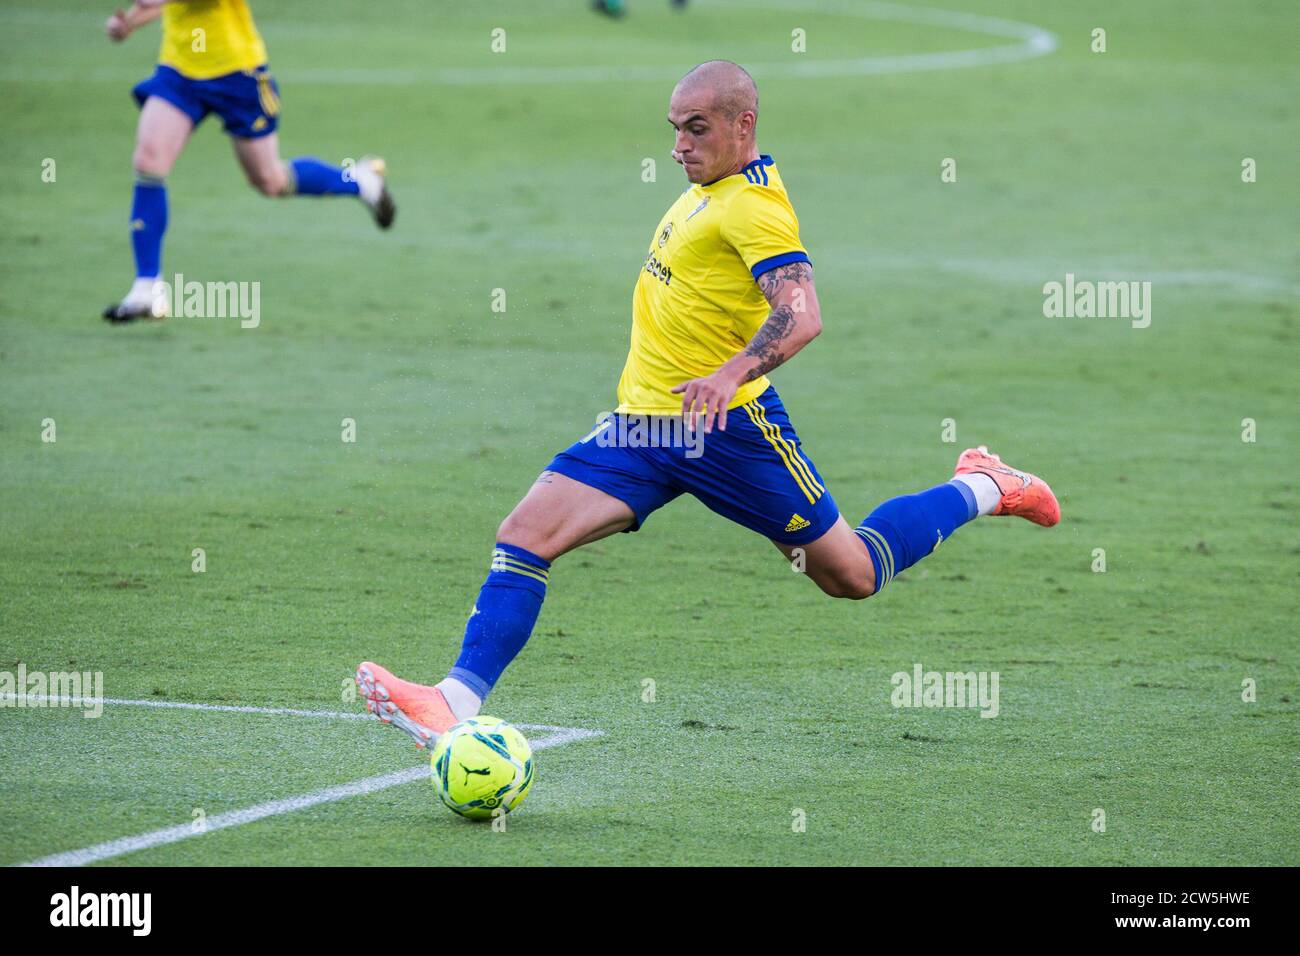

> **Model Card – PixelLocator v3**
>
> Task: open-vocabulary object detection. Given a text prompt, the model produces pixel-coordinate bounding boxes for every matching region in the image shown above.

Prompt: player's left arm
[673,260,822,433]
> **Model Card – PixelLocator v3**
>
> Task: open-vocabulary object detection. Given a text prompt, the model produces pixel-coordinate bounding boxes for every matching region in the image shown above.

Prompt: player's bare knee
[495,512,527,546]
[843,578,876,601]
[836,581,875,601]
[495,511,553,561]
[247,165,287,197]
[132,143,170,178]
[248,174,277,197]
[815,573,874,601]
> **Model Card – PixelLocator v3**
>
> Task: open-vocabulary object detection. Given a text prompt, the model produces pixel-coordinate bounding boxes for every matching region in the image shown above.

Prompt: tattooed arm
[743,261,822,380]
[671,261,822,433]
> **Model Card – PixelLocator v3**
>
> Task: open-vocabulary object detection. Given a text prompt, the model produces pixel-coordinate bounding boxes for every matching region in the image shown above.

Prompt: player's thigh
[772,515,877,600]
[231,133,289,196]
[133,97,194,176]
[497,470,635,562]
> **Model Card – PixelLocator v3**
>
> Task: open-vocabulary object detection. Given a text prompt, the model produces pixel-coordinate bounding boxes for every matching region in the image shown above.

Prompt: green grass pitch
[1,0,1296,866]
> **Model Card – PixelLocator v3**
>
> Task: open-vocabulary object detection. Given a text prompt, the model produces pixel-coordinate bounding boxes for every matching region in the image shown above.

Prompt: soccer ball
[430,717,534,820]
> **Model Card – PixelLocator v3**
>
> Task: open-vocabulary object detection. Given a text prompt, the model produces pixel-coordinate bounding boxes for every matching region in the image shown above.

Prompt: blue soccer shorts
[545,385,840,546]
[132,64,280,139]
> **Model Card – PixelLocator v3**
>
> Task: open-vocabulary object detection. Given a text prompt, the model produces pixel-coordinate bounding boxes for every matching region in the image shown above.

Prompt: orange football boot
[356,661,457,749]
[954,445,1060,527]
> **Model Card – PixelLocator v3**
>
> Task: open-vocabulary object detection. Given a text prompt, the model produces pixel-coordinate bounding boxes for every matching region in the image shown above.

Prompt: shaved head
[667,61,761,185]
[674,60,758,124]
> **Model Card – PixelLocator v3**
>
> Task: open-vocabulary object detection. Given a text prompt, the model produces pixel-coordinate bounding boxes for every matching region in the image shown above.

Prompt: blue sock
[130,174,167,278]
[288,157,360,196]
[448,543,550,701]
[855,482,975,593]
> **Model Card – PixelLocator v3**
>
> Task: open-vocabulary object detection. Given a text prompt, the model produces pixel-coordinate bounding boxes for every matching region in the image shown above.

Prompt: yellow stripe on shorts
[751,400,823,497]
[256,72,279,117]
[742,401,820,505]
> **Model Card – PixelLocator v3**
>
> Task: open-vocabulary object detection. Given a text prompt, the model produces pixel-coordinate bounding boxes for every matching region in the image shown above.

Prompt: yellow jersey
[158,0,268,80]
[616,155,811,414]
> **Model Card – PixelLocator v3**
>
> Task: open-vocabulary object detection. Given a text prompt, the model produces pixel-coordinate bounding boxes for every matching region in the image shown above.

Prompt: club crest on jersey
[686,196,710,221]
[658,222,673,247]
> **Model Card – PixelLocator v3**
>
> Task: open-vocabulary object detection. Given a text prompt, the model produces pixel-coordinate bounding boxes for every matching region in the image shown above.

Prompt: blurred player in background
[593,0,688,19]
[102,0,396,322]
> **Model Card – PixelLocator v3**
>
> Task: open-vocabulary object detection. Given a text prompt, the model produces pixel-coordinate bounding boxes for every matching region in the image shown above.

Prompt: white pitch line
[3,693,371,720]
[0,694,583,734]
[18,727,602,867]
[284,1,1057,86]
[1,2,1057,85]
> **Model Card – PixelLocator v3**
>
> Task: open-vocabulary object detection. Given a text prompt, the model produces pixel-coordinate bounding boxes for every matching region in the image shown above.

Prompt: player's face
[668,95,745,185]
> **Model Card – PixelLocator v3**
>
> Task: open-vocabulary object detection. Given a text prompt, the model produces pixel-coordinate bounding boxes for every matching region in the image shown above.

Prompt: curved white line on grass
[1,3,1057,85]
[280,1,1058,86]
[18,728,602,867]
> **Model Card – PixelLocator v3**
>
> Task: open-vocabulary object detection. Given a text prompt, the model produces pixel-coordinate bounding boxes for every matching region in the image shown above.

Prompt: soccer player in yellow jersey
[356,61,1061,747]
[102,0,395,321]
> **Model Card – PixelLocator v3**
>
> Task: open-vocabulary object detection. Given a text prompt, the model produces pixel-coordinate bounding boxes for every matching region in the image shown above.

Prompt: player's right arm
[672,184,820,433]
[105,0,168,42]
[672,260,822,433]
